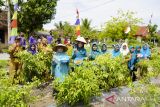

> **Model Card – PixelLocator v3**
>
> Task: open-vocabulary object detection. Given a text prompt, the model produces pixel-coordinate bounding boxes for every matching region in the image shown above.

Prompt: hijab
[120,43,129,56]
[112,44,121,58]
[28,44,37,55]
[141,44,151,58]
[101,43,107,53]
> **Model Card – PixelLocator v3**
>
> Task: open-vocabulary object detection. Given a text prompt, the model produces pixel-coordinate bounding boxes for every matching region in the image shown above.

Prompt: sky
[43,0,160,30]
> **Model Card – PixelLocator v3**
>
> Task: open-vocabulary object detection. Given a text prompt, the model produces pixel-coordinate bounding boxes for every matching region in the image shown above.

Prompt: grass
[0,60,8,69]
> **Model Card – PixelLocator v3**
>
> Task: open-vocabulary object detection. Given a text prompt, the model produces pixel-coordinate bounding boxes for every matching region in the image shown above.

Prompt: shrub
[53,54,131,106]
[0,69,37,106]
[17,51,52,82]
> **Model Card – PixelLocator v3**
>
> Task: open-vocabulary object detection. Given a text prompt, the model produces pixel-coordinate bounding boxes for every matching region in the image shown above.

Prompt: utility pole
[7,0,11,45]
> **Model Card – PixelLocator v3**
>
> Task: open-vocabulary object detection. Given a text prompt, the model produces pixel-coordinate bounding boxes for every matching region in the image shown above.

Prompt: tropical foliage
[17,0,58,34]
[100,10,142,40]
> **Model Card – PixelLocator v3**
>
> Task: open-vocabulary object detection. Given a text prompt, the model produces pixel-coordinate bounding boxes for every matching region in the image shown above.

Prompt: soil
[29,83,56,107]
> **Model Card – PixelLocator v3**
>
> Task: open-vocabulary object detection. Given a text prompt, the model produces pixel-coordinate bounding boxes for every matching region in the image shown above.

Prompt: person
[66,39,73,56]
[52,44,70,82]
[28,44,37,55]
[72,36,87,65]
[29,34,37,45]
[84,38,91,53]
[38,37,52,53]
[8,37,23,83]
[141,44,151,59]
[112,44,121,58]
[19,32,26,50]
[89,42,101,60]
[135,46,143,63]
[101,43,108,54]
[120,43,129,56]
[127,46,137,81]
[135,46,143,79]
[47,35,53,44]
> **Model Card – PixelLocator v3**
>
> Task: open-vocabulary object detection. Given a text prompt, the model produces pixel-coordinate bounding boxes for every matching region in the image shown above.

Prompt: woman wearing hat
[72,37,87,65]
[52,44,70,82]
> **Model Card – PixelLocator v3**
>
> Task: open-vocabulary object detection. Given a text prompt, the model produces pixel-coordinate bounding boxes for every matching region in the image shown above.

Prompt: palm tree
[81,18,92,30]
[54,21,64,30]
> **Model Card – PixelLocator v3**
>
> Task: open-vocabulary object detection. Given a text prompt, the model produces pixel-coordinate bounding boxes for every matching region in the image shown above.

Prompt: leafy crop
[17,51,52,82]
[0,63,37,106]
[53,54,131,106]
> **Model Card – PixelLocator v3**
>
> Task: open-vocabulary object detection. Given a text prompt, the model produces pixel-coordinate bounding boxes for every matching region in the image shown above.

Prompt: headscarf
[91,42,99,51]
[101,43,107,54]
[47,35,53,44]
[19,32,26,47]
[135,46,141,54]
[29,36,37,45]
[120,43,129,56]
[141,44,151,58]
[28,44,37,55]
[112,44,121,58]
[77,41,85,51]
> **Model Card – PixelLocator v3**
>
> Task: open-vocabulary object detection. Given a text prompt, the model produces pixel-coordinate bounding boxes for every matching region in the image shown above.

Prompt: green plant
[17,51,52,82]
[53,65,101,106]
[0,68,38,106]
[53,54,131,106]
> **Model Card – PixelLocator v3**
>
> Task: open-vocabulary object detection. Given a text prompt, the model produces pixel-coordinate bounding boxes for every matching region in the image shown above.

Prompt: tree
[81,18,97,39]
[81,18,92,30]
[18,0,58,34]
[101,10,142,41]
[148,24,158,44]
[0,0,3,6]
[148,24,158,37]
[53,21,75,39]
[54,21,65,30]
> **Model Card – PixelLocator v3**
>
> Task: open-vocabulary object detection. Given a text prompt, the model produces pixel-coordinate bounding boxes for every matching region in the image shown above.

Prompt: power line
[55,0,116,20]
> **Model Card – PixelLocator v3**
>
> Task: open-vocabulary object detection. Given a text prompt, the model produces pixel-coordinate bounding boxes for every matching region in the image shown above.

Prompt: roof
[135,26,149,37]
[0,11,7,29]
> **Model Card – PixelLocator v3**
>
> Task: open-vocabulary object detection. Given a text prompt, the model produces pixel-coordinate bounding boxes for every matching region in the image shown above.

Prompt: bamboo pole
[7,0,11,45]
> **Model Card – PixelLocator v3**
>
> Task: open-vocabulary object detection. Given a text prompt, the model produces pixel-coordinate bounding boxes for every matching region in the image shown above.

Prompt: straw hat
[75,36,87,44]
[53,44,68,52]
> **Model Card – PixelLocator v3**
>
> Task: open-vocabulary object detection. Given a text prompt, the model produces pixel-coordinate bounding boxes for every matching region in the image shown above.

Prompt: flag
[75,9,80,36]
[124,26,131,34]
[9,0,18,44]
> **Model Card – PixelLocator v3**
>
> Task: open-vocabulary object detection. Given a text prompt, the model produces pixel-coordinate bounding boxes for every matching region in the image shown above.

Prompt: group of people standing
[51,36,151,82]
[8,32,151,83]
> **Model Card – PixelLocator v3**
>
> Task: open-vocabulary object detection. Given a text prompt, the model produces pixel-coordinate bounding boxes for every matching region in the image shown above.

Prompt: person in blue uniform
[141,44,151,59]
[127,46,137,81]
[101,43,108,54]
[72,36,87,65]
[89,42,101,60]
[52,44,70,82]
[112,44,121,58]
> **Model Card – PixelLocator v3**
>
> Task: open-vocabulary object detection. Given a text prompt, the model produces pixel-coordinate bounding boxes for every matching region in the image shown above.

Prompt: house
[135,26,149,42]
[0,11,8,47]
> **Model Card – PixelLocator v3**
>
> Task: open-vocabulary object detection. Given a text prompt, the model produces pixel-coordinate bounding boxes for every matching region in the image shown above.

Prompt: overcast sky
[43,0,160,30]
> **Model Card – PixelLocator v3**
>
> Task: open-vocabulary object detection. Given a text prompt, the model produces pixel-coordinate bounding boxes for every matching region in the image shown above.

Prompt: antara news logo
[105,94,146,104]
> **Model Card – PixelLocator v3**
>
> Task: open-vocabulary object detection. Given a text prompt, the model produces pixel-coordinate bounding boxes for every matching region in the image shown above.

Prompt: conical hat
[75,36,86,44]
[53,44,68,52]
